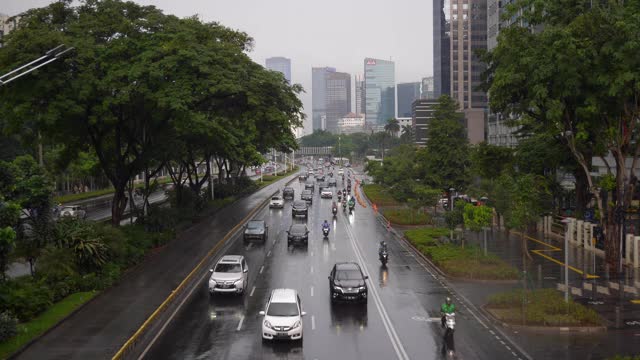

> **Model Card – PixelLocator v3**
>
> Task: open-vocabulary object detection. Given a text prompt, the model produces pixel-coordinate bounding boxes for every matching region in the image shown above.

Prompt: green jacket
[441,303,456,314]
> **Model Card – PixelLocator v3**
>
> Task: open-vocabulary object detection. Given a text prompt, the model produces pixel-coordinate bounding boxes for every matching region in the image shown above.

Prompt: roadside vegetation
[382,209,430,226]
[405,228,519,280]
[486,289,602,327]
[257,167,299,189]
[362,184,400,207]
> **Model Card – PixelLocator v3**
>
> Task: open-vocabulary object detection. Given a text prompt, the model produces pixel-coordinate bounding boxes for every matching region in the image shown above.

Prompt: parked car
[304,181,315,191]
[292,200,309,218]
[321,188,333,199]
[283,187,295,200]
[270,196,284,208]
[60,205,87,219]
[287,224,309,246]
[328,178,337,187]
[301,189,313,204]
[328,262,368,303]
[244,220,268,242]
[260,288,306,341]
[208,255,249,295]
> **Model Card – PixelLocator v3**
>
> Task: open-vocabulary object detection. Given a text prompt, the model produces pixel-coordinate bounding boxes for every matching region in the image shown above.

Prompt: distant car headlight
[333,285,342,292]
[292,320,301,329]
[264,320,274,329]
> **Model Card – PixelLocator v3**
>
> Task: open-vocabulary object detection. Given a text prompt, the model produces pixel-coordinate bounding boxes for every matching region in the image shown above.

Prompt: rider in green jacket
[441,297,456,328]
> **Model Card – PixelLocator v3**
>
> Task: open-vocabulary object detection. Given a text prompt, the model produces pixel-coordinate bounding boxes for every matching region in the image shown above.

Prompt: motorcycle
[379,250,388,266]
[342,201,347,212]
[337,195,342,202]
[348,200,355,213]
[442,312,456,355]
[322,227,330,238]
[332,206,338,217]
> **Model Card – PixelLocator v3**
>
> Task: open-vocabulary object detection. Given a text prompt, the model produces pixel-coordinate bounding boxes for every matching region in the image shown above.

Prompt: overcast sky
[2,0,433,134]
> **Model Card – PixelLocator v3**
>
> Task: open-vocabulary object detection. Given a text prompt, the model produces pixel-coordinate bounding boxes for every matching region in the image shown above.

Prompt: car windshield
[336,270,363,281]
[267,302,299,317]
[247,221,262,229]
[214,263,241,273]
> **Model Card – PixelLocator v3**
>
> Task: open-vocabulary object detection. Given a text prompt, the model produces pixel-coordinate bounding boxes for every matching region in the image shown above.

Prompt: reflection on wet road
[144,169,528,360]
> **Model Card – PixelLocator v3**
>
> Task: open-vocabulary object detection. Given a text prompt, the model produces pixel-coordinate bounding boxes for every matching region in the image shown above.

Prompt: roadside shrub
[36,247,79,301]
[95,224,127,264]
[0,311,17,342]
[362,184,399,206]
[382,208,430,225]
[0,278,53,322]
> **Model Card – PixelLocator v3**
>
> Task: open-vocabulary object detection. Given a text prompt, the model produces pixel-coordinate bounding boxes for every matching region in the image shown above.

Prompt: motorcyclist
[378,240,388,254]
[441,297,456,328]
[322,220,330,234]
[331,201,338,214]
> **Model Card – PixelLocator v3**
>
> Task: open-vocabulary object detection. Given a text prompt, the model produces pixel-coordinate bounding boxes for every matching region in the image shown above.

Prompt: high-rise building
[433,0,451,97]
[412,98,439,147]
[364,58,395,126]
[434,0,488,144]
[325,71,351,133]
[265,57,291,83]
[421,77,435,99]
[312,67,335,131]
[397,82,421,118]
[355,75,365,116]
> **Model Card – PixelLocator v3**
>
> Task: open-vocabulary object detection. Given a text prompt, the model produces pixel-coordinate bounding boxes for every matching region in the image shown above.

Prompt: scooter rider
[441,297,456,328]
[322,219,331,234]
[378,240,388,254]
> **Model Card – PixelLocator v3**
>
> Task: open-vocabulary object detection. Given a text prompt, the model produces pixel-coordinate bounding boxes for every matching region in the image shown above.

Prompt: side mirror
[209,269,213,273]
[243,268,248,273]
[364,275,369,280]
[259,311,265,316]
[301,311,307,316]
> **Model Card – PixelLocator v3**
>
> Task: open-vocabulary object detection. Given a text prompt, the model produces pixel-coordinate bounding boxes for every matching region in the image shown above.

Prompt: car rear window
[271,197,281,201]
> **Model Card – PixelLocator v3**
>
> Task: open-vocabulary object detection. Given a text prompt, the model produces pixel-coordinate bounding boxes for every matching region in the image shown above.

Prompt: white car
[321,189,333,199]
[260,288,305,341]
[59,205,87,219]
[208,255,249,295]
[269,196,284,208]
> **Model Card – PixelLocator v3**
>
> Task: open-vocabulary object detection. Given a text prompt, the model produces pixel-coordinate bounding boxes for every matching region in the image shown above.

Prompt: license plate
[276,332,288,337]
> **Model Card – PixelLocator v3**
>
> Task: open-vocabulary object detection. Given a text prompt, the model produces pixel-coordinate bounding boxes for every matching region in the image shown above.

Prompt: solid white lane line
[250,286,256,297]
[311,315,316,330]
[259,265,264,274]
[310,266,314,274]
[236,315,245,331]
[267,250,272,257]
[310,286,314,297]
[246,242,253,250]
[343,222,409,360]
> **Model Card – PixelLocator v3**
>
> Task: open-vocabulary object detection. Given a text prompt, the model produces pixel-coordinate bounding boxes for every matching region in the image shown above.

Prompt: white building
[0,13,19,47]
[337,113,365,134]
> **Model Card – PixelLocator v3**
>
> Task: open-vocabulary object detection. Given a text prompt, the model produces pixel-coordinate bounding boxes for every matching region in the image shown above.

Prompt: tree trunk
[111,186,128,226]
[605,213,621,274]
[574,167,590,218]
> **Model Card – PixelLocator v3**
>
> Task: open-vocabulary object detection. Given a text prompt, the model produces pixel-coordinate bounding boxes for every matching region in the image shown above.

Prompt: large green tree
[418,95,470,191]
[484,0,640,269]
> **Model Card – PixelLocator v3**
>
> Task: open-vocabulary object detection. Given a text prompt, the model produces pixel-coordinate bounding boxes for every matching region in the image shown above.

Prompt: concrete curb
[482,305,607,334]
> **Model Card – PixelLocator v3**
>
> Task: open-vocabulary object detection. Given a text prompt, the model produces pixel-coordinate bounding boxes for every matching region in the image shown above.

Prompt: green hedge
[54,177,173,204]
[487,289,602,326]
[0,291,97,359]
[382,208,430,225]
[362,184,400,206]
[405,227,519,280]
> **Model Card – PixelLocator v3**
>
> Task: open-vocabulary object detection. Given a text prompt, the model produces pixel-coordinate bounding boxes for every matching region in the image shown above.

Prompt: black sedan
[287,224,309,246]
[328,262,368,303]
[291,200,309,218]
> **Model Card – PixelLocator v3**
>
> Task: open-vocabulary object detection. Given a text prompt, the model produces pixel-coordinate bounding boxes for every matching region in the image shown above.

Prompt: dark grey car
[304,181,315,191]
[283,187,295,200]
[291,200,309,218]
[287,224,309,246]
[328,262,368,304]
[243,220,268,242]
[301,189,313,203]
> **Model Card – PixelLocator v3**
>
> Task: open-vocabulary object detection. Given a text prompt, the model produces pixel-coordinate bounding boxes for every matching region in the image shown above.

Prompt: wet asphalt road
[144,170,529,360]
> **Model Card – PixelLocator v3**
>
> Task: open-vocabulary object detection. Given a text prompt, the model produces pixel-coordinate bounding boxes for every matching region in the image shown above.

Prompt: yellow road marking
[512,231,600,279]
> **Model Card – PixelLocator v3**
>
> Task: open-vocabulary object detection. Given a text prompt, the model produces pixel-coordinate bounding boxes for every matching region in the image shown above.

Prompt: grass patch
[257,167,299,188]
[362,184,399,206]
[54,178,173,203]
[486,289,602,326]
[405,227,519,280]
[382,208,430,225]
[0,291,97,359]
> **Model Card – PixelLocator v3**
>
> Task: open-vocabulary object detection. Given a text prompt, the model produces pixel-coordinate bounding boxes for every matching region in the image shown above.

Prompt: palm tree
[400,125,415,143]
[384,118,400,138]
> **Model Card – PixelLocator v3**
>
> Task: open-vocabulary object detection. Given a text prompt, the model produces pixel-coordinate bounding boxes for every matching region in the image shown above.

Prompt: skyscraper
[265,57,291,83]
[433,0,451,97]
[434,0,488,144]
[421,77,435,99]
[312,67,335,131]
[364,58,395,127]
[397,82,421,118]
[355,75,365,116]
[325,71,351,133]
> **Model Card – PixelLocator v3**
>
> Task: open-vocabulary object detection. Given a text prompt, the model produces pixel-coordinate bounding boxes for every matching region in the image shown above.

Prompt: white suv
[259,288,306,341]
[208,255,248,295]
